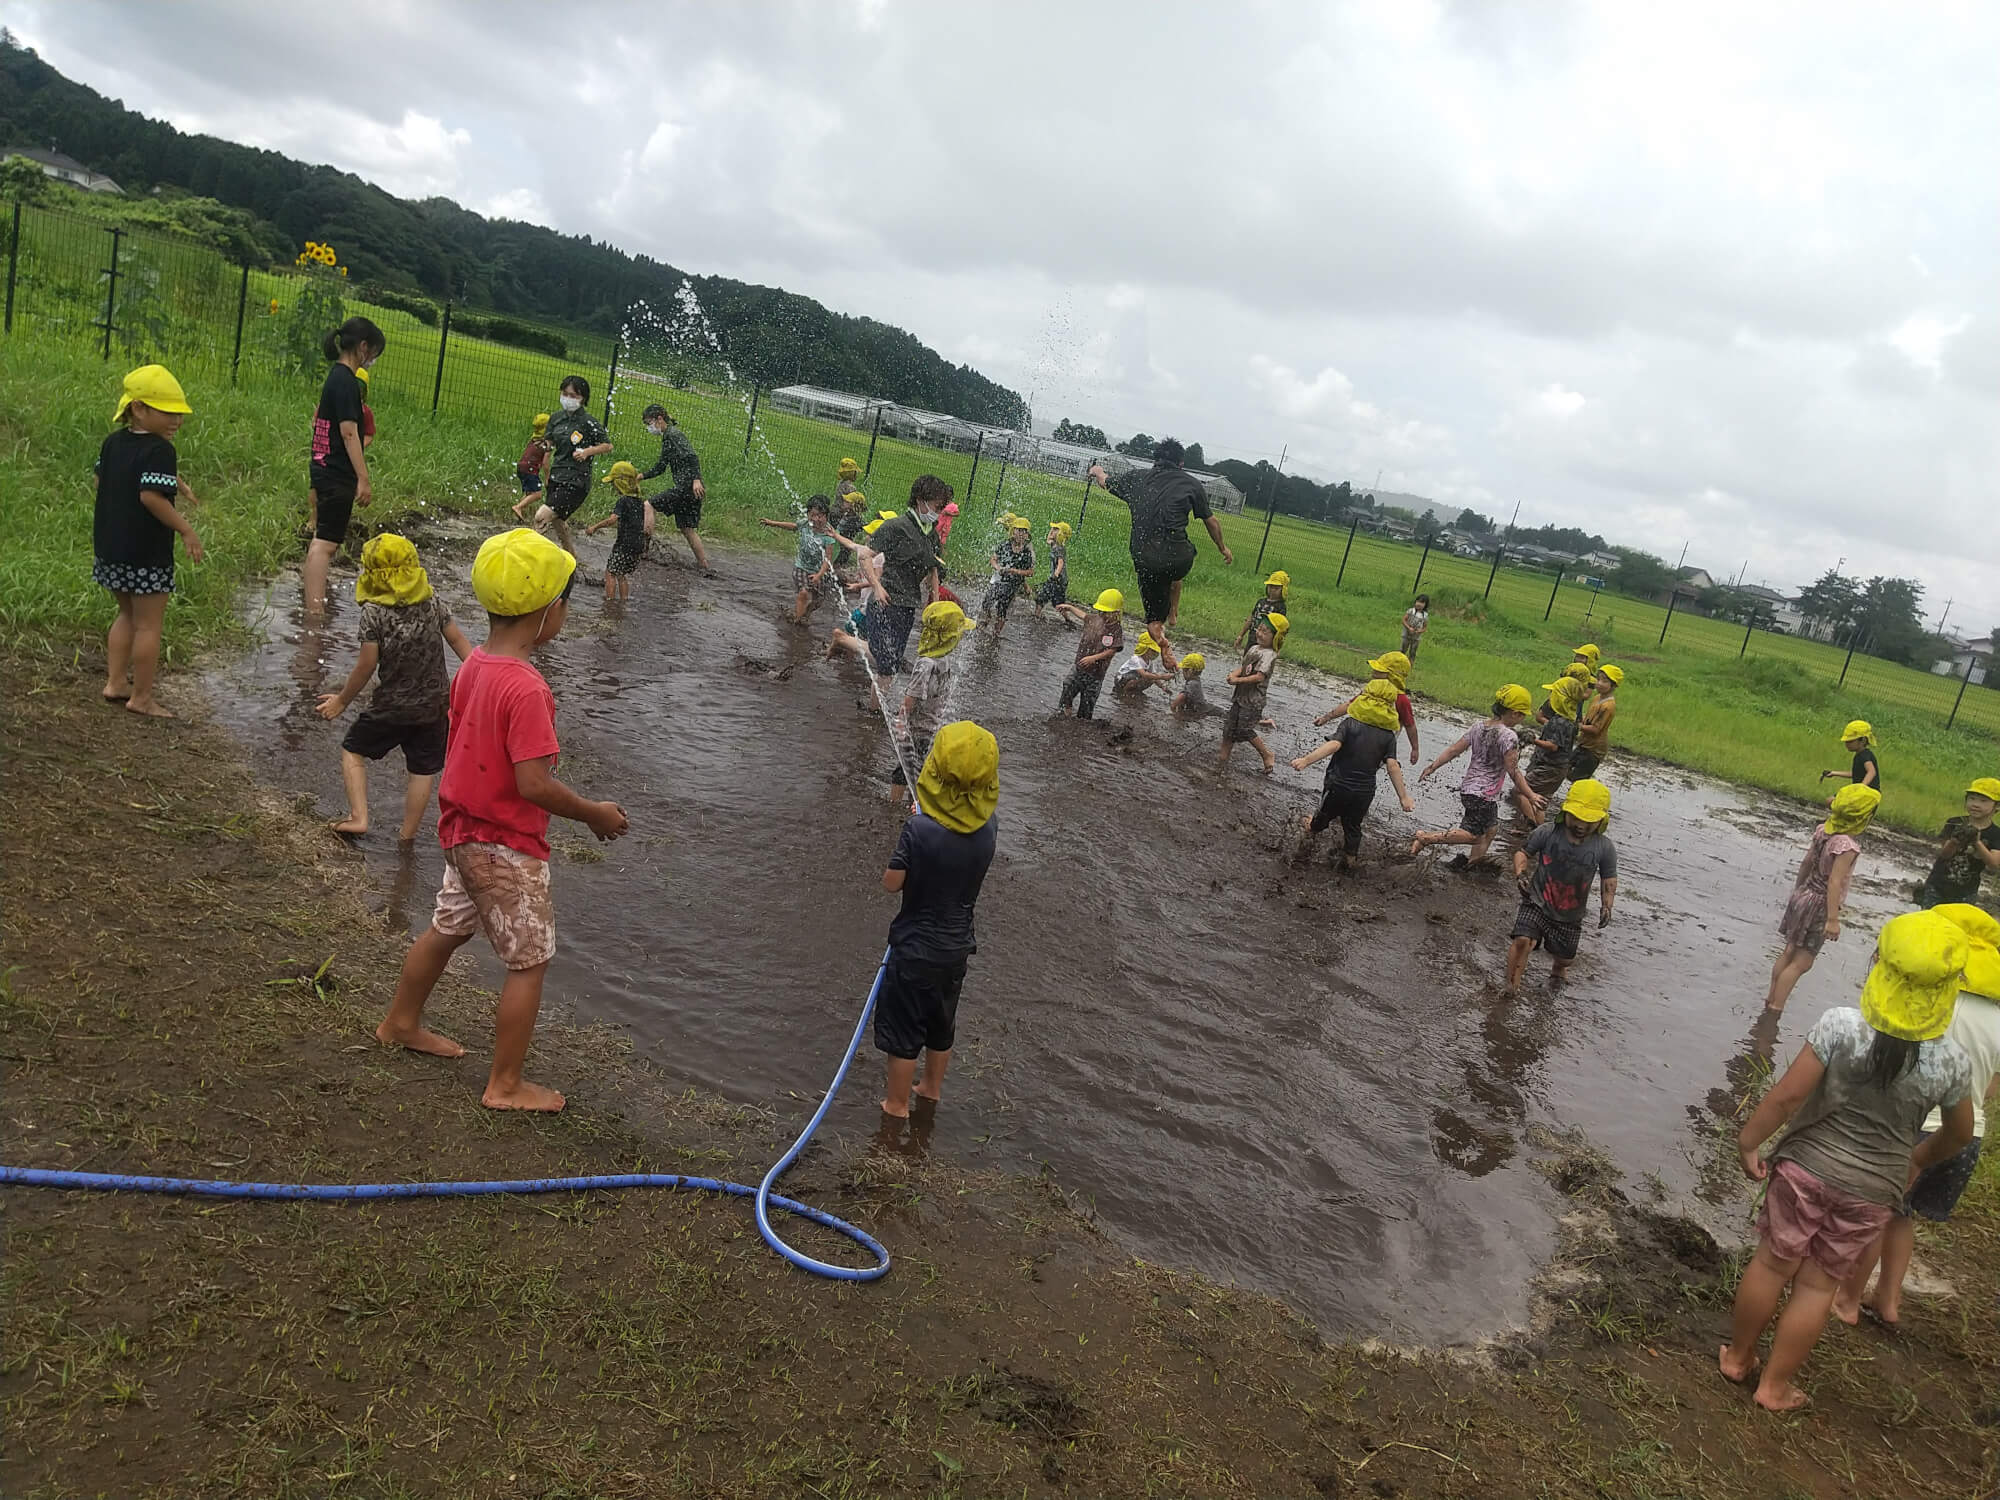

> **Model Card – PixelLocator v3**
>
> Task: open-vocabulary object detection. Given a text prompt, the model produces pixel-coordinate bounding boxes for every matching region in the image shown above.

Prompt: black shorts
[1310,780,1377,853]
[1132,566,1178,625]
[341,711,448,776]
[1510,899,1581,961]
[518,471,543,495]
[872,952,965,1060]
[1567,748,1603,783]
[1458,793,1499,836]
[310,467,357,546]
[544,480,589,521]
[1059,667,1104,720]
[663,489,703,530]
[866,600,917,676]
[1903,1132,1981,1221]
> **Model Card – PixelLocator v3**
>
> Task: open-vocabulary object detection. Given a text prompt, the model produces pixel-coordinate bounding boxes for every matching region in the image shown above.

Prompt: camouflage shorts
[433,842,555,970]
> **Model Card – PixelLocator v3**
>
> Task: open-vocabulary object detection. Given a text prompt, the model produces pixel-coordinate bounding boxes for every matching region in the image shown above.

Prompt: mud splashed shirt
[437,650,561,861]
[547,412,610,490]
[1459,722,1516,800]
[93,428,179,567]
[1521,820,1616,926]
[638,422,703,499]
[887,812,998,965]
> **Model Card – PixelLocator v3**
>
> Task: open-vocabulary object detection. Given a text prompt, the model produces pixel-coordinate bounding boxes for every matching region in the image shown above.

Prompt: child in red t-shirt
[375,528,628,1112]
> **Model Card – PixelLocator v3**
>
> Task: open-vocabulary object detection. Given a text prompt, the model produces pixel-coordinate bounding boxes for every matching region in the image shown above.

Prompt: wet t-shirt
[1322,717,1398,792]
[311,364,365,480]
[1113,652,1159,686]
[1460,722,1515,800]
[1108,463,1211,565]
[1850,748,1881,792]
[887,811,998,965]
[1522,820,1617,926]
[1774,1007,1971,1206]
[1233,645,1277,705]
[608,493,648,555]
[1927,817,1999,901]
[794,523,833,573]
[437,650,561,861]
[1047,540,1066,575]
[359,597,454,723]
[870,513,941,608]
[93,428,180,567]
[1578,696,1617,753]
[639,422,702,498]
[1529,714,1577,770]
[1074,613,1123,677]
[547,410,609,490]
[902,653,962,740]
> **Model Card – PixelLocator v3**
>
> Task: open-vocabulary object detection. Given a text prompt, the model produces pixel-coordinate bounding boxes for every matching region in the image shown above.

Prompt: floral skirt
[94,559,173,596]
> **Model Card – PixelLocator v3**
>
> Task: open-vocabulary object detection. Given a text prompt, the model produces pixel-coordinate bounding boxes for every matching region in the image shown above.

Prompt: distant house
[1579,549,1621,571]
[1675,566,1716,593]
[1732,583,1805,634]
[1933,635,1992,686]
[1193,471,1247,514]
[4,145,121,194]
[767,384,883,428]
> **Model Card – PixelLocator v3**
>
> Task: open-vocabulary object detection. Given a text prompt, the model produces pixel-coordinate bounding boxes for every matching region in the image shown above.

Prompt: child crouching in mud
[876,720,1000,1122]
[1290,679,1415,868]
[375,528,629,1112]
[1723,910,1973,1412]
[1507,777,1617,988]
[1170,651,1222,719]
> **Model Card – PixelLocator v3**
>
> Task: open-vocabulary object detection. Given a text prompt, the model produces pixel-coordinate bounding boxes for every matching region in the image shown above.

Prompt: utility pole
[1935,597,1954,638]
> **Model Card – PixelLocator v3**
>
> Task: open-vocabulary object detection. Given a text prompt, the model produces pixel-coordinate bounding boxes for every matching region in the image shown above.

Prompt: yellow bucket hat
[1823,782,1881,836]
[838,457,860,479]
[1368,651,1410,685]
[1265,569,1290,599]
[916,721,1000,835]
[1094,588,1124,613]
[472,527,576,616]
[1347,678,1402,733]
[917,599,976,658]
[532,412,550,437]
[1178,651,1205,673]
[1495,683,1533,715]
[601,460,642,496]
[1860,910,1967,1042]
[1841,720,1874,746]
[1562,778,1612,824]
[1134,634,1161,656]
[354,533,433,607]
[114,364,192,425]
[1561,663,1592,683]
[1050,520,1072,541]
[1597,664,1624,687]
[1573,643,1601,666]
[1934,904,2000,1001]
[1262,611,1290,645]
[842,489,866,508]
[1969,777,2000,803]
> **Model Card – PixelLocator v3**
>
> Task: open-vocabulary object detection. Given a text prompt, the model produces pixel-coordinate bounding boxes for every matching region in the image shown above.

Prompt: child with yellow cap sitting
[1290,678,1417,868]
[509,413,552,520]
[1032,520,1071,613]
[1052,589,1126,720]
[1766,783,1879,1016]
[1410,684,1543,862]
[1233,570,1290,650]
[1566,664,1621,782]
[891,601,977,791]
[1724,909,1974,1412]
[1312,651,1420,765]
[583,460,650,601]
[1219,613,1286,775]
[94,364,205,718]
[1506,777,1617,987]
[876,721,1000,1121]
[1169,650,1222,720]
[977,515,1036,635]
[1914,777,2000,908]
[1111,633,1173,701]
[1819,719,1883,800]
[315,534,473,839]
[375,528,628,1113]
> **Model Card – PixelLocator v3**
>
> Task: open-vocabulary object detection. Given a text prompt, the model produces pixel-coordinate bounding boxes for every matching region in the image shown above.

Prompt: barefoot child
[94,365,204,718]
[978,515,1035,634]
[1290,679,1416,867]
[1765,784,1878,1015]
[1400,594,1430,661]
[892,600,976,788]
[375,528,629,1112]
[1233,570,1289,650]
[1170,651,1222,719]
[315,534,473,840]
[1567,665,1621,781]
[877,720,1000,1120]
[1520,687,1581,816]
[1723,909,1973,1412]
[535,376,612,553]
[638,403,711,576]
[1112,634,1172,700]
[1836,902,1999,1331]
[1914,778,2000,907]
[760,496,846,624]
[509,413,550,520]
[1313,651,1419,764]
[1219,614,1285,775]
[1818,720,1882,796]
[583,461,649,601]
[1032,520,1071,614]
[1506,778,1617,987]
[1053,589,1125,720]
[1411,686,1543,860]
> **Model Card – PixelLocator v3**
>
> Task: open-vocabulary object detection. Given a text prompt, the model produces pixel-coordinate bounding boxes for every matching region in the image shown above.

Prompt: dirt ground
[3,653,1997,1499]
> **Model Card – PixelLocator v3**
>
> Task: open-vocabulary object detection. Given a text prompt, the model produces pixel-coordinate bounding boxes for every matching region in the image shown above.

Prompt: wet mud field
[204,539,1935,1346]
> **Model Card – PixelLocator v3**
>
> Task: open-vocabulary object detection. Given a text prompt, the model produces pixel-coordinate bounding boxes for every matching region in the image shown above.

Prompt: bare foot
[329,816,368,838]
[880,1098,910,1119]
[482,1079,566,1112]
[1408,836,1427,857]
[125,698,175,719]
[1753,1380,1809,1413]
[101,688,130,703]
[1717,1344,1761,1386]
[1832,1294,1862,1327]
[375,1020,466,1058]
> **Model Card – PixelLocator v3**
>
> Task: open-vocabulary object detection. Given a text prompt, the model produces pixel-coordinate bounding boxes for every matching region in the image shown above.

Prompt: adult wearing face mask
[859,475,950,675]
[306,316,386,612]
[534,375,612,555]
[636,403,711,576]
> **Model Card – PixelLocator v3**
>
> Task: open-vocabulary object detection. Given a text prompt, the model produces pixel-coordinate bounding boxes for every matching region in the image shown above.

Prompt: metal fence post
[991,439,1011,515]
[1483,543,1504,599]
[1252,445,1289,574]
[604,337,621,422]
[1335,515,1359,587]
[1658,588,1678,646]
[742,384,760,455]
[430,300,451,414]
[99,226,122,359]
[229,262,249,386]
[1946,653,1978,730]
[1739,613,1756,659]
[863,406,883,478]
[964,432,985,498]
[1543,567,1564,621]
[1075,471,1093,536]
[1837,632,1857,688]
[3,200,20,336]
[1411,538,1433,592]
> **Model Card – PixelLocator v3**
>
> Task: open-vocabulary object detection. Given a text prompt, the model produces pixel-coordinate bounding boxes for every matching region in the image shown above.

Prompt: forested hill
[0,36,1026,426]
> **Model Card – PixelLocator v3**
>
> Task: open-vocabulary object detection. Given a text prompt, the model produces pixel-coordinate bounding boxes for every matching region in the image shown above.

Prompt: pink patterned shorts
[432,842,555,971]
[1758,1160,1892,1281]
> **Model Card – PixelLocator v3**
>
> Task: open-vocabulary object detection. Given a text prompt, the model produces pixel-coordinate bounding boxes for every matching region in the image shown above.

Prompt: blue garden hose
[0,947,894,1282]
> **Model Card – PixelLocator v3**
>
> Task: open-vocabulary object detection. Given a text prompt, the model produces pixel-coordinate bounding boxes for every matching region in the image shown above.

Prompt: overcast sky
[12,0,1998,629]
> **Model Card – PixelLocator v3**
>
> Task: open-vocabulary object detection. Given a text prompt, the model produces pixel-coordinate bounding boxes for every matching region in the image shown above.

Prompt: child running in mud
[876,720,1000,1122]
[1313,651,1419,764]
[1112,634,1173,701]
[1566,664,1621,782]
[1219,614,1285,775]
[1053,589,1125,720]
[638,403,711,576]
[534,376,612,554]
[316,534,473,840]
[978,515,1035,634]
[1519,685,1582,819]
[509,413,550,521]
[1507,777,1617,987]
[1724,909,1973,1412]
[1234,570,1290,650]
[759,495,848,625]
[1914,777,2000,907]
[1410,685,1543,862]
[1765,784,1878,1016]
[1401,594,1430,661]
[376,528,629,1112]
[1032,520,1070,614]
[891,601,976,790]
[1290,679,1416,868]
[1835,902,1998,1331]
[94,364,205,718]
[583,461,649,602]
[1170,651,1222,720]
[1819,720,1882,796]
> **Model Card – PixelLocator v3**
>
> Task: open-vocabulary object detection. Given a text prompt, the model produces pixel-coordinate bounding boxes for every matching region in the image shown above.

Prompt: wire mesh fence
[4,195,1993,737]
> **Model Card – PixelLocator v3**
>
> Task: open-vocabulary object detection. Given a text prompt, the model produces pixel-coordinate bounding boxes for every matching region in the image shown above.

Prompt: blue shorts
[1903,1132,1981,1221]
[519,471,543,496]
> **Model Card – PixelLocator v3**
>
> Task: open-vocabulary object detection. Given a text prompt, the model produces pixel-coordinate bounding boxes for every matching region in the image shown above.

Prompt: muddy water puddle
[204,542,1934,1345]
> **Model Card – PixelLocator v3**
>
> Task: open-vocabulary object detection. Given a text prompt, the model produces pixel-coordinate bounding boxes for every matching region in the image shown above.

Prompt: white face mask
[916,509,937,532]
[559,396,582,412]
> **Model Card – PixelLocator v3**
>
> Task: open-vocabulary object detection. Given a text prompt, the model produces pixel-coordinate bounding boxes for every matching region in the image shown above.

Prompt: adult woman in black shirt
[1088,438,1233,665]
[305,317,386,612]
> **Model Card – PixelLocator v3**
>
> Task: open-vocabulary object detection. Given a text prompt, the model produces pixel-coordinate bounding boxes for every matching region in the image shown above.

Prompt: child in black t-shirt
[94,365,204,718]
[584,461,650,601]
[1289,679,1414,865]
